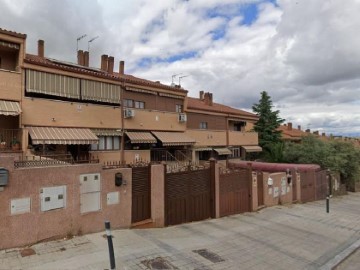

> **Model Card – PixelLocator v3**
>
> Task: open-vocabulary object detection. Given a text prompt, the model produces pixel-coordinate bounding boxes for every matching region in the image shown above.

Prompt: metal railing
[0,129,22,151]
[14,154,99,168]
[174,150,192,162]
[151,149,177,162]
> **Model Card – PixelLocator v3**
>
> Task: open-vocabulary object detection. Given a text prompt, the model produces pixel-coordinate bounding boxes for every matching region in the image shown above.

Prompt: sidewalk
[1,192,359,270]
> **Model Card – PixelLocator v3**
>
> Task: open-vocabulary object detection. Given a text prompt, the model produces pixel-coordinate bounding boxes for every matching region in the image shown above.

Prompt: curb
[319,239,360,270]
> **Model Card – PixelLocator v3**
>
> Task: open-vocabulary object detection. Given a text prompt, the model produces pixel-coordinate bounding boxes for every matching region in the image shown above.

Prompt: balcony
[228,131,258,146]
[0,129,22,152]
[0,69,22,101]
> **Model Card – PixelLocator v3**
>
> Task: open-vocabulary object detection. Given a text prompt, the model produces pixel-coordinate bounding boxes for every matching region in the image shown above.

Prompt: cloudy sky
[1,0,359,136]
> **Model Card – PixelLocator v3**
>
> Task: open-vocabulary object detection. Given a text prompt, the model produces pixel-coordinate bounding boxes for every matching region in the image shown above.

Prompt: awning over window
[92,129,123,136]
[0,100,21,116]
[125,132,157,144]
[28,127,99,145]
[213,148,232,155]
[152,132,195,146]
[194,147,213,151]
[241,145,262,152]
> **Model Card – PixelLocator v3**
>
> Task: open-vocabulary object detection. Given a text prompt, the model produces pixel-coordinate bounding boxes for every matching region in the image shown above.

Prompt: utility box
[40,185,67,212]
[0,168,9,186]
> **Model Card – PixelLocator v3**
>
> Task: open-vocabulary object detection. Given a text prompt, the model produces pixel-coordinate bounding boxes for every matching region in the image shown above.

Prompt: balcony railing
[0,129,22,151]
[14,154,99,168]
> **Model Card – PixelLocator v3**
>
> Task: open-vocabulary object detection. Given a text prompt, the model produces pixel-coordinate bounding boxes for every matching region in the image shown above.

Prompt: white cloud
[0,0,359,136]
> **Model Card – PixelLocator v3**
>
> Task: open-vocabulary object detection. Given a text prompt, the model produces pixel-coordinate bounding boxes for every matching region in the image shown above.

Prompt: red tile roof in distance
[277,125,308,140]
[187,97,258,120]
[24,54,187,94]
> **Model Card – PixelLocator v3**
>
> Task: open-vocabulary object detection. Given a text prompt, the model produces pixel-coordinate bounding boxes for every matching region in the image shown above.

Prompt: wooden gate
[132,166,151,223]
[257,173,264,206]
[165,167,214,226]
[315,170,328,200]
[219,168,251,217]
[300,170,316,202]
[300,170,328,203]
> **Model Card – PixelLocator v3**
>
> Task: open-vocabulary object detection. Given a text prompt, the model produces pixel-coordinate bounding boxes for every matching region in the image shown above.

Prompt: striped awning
[214,148,232,155]
[92,129,123,136]
[241,145,262,152]
[28,127,99,145]
[194,147,213,151]
[125,132,157,144]
[152,132,195,146]
[0,100,21,116]
[0,41,20,50]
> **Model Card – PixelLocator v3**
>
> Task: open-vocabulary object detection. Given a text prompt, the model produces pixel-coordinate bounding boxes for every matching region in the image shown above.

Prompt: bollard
[105,221,116,270]
[326,195,330,213]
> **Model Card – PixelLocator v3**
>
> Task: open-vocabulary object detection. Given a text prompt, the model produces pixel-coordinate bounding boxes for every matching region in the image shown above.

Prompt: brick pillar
[248,163,258,211]
[151,163,165,227]
[251,172,258,211]
[296,172,301,202]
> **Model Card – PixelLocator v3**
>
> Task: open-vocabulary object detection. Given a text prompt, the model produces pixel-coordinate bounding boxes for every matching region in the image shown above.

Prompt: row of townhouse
[0,27,261,166]
[278,122,360,147]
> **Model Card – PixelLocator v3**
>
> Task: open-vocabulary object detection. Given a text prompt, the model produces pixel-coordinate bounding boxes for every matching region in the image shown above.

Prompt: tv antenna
[76,34,87,51]
[179,75,189,86]
[171,73,182,86]
[88,36,99,52]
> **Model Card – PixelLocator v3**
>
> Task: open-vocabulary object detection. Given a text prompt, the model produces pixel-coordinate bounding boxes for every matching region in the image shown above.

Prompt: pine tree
[252,91,284,152]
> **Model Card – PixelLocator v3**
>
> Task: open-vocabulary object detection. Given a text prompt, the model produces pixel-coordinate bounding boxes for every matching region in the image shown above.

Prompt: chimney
[100,54,108,71]
[287,122,292,130]
[107,56,114,74]
[313,131,319,135]
[204,92,210,105]
[199,91,204,100]
[119,60,125,75]
[298,125,301,130]
[204,92,214,106]
[84,51,89,67]
[77,50,84,65]
[38,39,45,57]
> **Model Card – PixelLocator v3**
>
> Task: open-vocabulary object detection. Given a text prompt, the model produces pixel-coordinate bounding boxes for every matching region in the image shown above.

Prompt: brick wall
[260,172,292,207]
[0,156,132,250]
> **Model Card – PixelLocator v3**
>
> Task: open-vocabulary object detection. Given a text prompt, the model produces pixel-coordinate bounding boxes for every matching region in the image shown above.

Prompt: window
[123,99,134,107]
[176,104,183,113]
[199,122,208,129]
[233,122,246,131]
[230,147,241,158]
[91,136,120,151]
[135,101,145,109]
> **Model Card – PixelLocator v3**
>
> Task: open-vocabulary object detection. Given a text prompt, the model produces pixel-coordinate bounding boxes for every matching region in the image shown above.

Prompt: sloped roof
[0,28,26,38]
[186,97,258,120]
[24,54,187,94]
[277,125,312,141]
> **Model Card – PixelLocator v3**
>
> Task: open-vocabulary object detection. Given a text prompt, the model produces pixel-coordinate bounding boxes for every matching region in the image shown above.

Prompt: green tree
[252,91,285,154]
[283,135,360,189]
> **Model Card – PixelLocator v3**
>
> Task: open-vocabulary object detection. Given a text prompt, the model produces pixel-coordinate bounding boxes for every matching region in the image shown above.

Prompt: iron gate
[165,167,214,226]
[132,166,151,223]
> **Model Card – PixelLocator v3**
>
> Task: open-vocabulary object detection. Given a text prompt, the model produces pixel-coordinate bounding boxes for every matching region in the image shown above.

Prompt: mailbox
[0,168,9,186]
[115,172,123,186]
